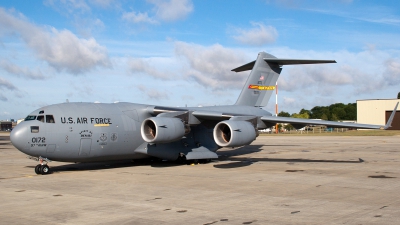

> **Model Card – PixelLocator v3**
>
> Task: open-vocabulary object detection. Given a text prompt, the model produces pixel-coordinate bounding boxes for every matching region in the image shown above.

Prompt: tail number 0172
[32,137,46,143]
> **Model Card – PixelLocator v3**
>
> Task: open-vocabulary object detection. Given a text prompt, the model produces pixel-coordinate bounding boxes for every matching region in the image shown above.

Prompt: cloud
[127,58,171,79]
[271,48,400,99]
[44,0,91,14]
[270,0,352,8]
[303,7,400,26]
[0,94,7,102]
[0,8,111,74]
[232,22,278,46]
[149,0,193,22]
[89,0,118,8]
[0,59,45,80]
[0,77,19,102]
[123,0,193,25]
[67,80,94,97]
[122,11,158,24]
[174,42,248,90]
[137,85,169,100]
[0,77,17,91]
[383,58,400,86]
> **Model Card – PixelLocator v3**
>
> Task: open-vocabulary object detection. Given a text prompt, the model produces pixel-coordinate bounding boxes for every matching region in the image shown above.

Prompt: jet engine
[213,120,256,147]
[141,117,186,143]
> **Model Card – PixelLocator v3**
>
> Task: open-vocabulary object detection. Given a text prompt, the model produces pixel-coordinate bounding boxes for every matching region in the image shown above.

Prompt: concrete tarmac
[1,133,399,225]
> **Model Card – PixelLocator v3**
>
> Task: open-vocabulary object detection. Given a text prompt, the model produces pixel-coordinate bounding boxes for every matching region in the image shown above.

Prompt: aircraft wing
[261,102,399,130]
[261,116,383,129]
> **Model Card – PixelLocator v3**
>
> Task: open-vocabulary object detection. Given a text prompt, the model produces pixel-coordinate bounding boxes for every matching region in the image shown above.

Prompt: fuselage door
[79,138,92,156]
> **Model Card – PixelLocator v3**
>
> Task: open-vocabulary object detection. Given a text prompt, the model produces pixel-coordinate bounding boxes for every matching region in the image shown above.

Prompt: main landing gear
[29,156,51,175]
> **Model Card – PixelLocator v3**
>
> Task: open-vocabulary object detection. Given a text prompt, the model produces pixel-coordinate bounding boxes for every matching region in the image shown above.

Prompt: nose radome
[10,124,30,153]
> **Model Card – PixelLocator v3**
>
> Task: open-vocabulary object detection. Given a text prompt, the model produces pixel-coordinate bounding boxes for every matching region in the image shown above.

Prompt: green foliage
[278,111,291,117]
[278,102,357,130]
[291,112,310,119]
[299,108,311,116]
[302,102,357,121]
[284,123,294,130]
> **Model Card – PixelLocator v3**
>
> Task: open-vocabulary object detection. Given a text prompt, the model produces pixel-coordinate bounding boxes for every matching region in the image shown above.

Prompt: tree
[299,108,311,116]
[310,106,330,119]
[331,113,339,121]
[291,112,309,119]
[332,107,346,120]
[284,123,294,130]
[278,111,291,117]
[344,103,356,120]
[398,92,400,99]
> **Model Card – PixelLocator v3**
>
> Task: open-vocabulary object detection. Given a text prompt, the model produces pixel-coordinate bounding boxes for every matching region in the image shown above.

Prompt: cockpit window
[37,115,45,123]
[46,115,55,123]
[25,115,37,121]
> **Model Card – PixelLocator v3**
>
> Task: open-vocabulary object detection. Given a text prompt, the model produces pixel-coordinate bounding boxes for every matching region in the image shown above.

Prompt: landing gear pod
[141,117,186,143]
[213,121,256,147]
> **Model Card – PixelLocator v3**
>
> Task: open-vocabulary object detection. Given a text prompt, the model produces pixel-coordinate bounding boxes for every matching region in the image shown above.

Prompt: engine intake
[141,117,185,143]
[213,120,256,147]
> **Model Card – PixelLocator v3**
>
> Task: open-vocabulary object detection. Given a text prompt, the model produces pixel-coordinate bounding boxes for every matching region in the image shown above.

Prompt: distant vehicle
[10,52,399,175]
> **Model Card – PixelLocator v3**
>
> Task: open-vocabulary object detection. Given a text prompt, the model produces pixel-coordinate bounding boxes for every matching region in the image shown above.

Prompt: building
[0,121,12,131]
[357,99,400,130]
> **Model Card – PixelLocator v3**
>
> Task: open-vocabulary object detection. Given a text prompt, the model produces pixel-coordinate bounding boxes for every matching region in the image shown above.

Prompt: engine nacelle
[141,117,185,143]
[213,120,256,147]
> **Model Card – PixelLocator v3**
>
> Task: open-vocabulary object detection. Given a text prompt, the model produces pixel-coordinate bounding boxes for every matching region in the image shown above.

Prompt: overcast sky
[1,0,400,120]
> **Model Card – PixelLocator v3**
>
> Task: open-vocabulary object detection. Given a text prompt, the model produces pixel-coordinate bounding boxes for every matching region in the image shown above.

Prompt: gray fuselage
[11,102,272,162]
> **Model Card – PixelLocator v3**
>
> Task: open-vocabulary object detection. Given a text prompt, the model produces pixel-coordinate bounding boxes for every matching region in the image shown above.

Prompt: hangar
[0,121,12,131]
[357,99,400,130]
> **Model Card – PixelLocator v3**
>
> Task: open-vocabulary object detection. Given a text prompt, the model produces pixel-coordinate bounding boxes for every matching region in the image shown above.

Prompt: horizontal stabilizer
[232,58,336,72]
[264,58,337,65]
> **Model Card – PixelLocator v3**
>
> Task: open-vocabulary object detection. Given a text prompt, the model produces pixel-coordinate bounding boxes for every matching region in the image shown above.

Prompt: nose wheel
[29,156,51,175]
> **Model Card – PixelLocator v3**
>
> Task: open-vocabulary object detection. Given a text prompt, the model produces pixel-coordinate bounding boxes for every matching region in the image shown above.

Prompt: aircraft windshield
[37,115,45,122]
[46,115,55,123]
[29,115,55,123]
[25,115,37,121]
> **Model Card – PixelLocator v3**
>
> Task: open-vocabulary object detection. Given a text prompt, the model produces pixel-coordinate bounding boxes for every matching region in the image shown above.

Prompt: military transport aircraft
[11,52,398,175]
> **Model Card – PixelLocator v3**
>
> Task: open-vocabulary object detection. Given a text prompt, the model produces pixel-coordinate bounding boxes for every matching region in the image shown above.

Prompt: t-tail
[233,52,336,107]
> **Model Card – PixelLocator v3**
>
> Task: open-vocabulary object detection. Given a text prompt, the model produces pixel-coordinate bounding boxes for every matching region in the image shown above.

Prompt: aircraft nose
[10,124,31,154]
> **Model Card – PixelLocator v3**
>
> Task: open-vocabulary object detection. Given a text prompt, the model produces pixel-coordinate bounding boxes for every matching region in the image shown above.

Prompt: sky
[0,0,400,120]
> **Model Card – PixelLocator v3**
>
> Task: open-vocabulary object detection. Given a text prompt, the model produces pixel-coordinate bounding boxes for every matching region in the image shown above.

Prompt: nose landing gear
[29,156,51,175]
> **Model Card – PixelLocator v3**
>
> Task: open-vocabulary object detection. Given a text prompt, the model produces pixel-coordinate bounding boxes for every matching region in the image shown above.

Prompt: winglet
[383,102,399,130]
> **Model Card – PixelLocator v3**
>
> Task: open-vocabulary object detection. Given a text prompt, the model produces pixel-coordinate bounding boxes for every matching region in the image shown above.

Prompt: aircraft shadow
[29,144,362,172]
[42,159,182,173]
[214,145,363,169]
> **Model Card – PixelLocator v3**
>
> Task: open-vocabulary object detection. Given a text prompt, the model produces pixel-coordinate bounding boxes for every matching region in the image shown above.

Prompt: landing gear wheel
[176,153,187,164]
[34,164,42,174]
[40,165,50,175]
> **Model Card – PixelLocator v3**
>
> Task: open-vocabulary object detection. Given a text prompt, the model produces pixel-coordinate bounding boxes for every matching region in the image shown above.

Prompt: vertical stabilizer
[234,52,281,107]
[233,52,336,107]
